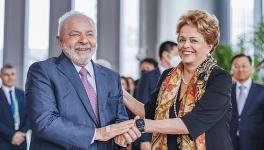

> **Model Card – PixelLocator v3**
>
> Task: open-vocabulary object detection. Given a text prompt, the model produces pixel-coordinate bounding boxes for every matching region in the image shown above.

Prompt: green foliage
[234,19,264,83]
[237,34,247,53]
[252,19,264,55]
[213,43,234,71]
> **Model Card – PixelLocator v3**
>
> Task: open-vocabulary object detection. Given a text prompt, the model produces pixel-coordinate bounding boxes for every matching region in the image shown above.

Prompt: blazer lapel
[240,83,256,118]
[0,88,14,122]
[92,61,108,126]
[56,54,98,125]
[15,89,24,123]
[231,84,239,117]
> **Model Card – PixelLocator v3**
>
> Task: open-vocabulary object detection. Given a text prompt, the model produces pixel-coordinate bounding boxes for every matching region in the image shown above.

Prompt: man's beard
[62,44,96,66]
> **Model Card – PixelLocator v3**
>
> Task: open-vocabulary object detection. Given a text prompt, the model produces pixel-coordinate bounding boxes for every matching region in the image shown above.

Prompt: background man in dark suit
[133,41,179,150]
[26,11,140,150]
[0,64,30,150]
[230,54,264,150]
[135,41,179,106]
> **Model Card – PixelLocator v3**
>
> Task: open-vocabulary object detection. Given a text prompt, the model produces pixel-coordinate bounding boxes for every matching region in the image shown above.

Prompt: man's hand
[95,119,135,141]
[114,116,142,147]
[11,131,26,145]
[114,134,127,147]
[114,126,141,147]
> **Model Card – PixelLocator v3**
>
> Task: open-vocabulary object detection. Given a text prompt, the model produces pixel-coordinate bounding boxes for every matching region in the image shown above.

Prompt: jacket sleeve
[0,123,15,142]
[19,90,31,133]
[115,73,129,123]
[181,68,232,139]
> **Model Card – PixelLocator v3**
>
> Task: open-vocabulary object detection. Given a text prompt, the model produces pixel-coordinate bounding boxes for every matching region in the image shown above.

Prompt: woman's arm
[144,118,189,135]
[123,89,145,118]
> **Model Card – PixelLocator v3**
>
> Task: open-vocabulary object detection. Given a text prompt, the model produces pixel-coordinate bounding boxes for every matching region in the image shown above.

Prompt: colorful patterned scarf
[151,56,217,150]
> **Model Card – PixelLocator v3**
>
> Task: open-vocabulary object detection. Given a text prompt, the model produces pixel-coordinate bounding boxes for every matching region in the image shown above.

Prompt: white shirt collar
[158,64,166,74]
[73,61,95,79]
[2,85,15,93]
[236,78,252,89]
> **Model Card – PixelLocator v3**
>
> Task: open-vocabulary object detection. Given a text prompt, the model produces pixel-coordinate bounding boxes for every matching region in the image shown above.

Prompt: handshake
[95,116,143,147]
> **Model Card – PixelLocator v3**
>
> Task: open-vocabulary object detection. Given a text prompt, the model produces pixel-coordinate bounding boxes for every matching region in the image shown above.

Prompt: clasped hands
[95,116,141,147]
[11,131,26,146]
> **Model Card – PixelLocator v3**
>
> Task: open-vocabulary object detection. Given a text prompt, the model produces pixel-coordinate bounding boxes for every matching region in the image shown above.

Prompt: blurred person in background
[139,58,158,75]
[120,76,129,92]
[127,77,136,95]
[230,54,264,150]
[0,64,30,150]
[96,59,112,69]
[134,58,158,98]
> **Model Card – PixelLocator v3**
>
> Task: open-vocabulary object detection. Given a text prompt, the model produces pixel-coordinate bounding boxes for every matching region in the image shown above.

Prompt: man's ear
[162,51,169,60]
[56,36,63,47]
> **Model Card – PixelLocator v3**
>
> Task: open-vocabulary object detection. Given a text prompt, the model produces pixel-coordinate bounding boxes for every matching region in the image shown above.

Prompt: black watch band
[135,119,145,133]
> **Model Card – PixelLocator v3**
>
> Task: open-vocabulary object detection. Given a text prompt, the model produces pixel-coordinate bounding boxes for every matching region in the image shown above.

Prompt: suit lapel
[56,54,98,125]
[0,88,14,122]
[92,61,107,126]
[231,84,239,116]
[240,83,256,118]
[15,89,24,123]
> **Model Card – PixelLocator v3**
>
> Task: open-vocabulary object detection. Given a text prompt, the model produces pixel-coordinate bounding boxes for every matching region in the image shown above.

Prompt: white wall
[157,0,217,45]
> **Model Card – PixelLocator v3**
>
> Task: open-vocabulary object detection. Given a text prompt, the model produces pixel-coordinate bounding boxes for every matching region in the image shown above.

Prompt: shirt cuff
[90,129,96,144]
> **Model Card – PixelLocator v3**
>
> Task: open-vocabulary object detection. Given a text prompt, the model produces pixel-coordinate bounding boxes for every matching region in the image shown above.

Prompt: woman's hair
[176,10,220,51]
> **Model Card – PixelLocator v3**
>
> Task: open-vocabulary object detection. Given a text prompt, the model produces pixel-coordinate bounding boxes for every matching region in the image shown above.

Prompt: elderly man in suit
[0,64,30,150]
[26,11,140,150]
[230,54,264,150]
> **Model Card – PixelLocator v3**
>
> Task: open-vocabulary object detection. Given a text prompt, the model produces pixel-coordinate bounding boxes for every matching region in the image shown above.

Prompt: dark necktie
[9,90,15,115]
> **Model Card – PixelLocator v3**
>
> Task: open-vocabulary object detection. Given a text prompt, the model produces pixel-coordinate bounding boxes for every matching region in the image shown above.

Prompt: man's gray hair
[57,11,96,36]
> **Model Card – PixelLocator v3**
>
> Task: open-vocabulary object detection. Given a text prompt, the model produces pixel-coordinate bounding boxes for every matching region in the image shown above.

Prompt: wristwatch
[135,119,145,133]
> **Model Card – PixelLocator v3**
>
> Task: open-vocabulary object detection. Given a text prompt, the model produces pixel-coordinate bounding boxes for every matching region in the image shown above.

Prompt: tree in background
[213,43,234,72]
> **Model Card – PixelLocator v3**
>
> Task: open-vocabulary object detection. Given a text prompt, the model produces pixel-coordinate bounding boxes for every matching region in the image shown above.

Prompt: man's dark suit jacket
[26,53,128,150]
[0,88,30,150]
[230,82,264,150]
[135,68,161,104]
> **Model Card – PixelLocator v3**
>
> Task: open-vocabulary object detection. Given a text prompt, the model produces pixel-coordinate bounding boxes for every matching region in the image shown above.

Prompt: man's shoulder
[252,82,264,91]
[94,63,119,77]
[15,88,24,93]
[29,57,58,71]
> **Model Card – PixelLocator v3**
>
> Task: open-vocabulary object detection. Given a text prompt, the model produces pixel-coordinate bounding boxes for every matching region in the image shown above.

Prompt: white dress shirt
[73,61,97,144]
[158,64,167,74]
[73,62,97,93]
[236,78,252,115]
[2,85,16,105]
[2,85,20,130]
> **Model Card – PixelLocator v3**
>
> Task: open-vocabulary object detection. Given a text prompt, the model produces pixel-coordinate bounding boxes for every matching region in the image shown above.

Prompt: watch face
[136,119,145,126]
[136,119,145,132]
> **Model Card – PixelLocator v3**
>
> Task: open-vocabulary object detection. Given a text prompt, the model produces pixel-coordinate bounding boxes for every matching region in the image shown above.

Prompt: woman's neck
[183,56,207,75]
[183,63,198,75]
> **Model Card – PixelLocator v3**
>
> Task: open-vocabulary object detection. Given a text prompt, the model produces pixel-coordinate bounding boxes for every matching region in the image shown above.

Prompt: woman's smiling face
[177,24,213,66]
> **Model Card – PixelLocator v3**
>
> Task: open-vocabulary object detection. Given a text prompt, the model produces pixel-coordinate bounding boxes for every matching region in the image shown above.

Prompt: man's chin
[72,57,91,66]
